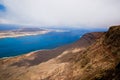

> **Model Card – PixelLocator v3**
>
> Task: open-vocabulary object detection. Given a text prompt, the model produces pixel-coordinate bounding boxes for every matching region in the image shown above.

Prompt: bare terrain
[0,26,120,80]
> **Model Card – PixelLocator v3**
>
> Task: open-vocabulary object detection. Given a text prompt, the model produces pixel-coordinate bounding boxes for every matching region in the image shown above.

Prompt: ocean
[0,30,86,58]
[0,26,107,58]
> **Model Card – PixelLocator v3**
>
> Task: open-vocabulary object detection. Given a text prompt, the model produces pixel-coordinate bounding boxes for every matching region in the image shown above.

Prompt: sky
[0,0,120,28]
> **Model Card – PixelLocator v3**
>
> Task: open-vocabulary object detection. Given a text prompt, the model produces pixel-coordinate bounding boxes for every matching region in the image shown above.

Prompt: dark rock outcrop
[104,26,120,56]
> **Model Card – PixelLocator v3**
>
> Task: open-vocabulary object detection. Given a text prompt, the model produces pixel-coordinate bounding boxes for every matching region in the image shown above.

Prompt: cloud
[0,0,120,28]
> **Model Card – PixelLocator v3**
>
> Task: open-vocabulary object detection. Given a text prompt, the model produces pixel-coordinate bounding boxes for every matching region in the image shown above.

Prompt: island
[0,26,119,80]
[0,28,50,38]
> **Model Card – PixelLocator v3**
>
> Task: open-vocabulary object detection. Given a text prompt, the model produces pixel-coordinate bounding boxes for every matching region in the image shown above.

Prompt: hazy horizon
[0,0,120,28]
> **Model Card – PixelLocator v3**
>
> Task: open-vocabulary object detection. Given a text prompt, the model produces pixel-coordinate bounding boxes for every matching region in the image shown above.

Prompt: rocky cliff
[0,26,119,80]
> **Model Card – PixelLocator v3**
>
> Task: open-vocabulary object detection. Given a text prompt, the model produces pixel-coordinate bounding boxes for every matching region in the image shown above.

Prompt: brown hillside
[0,26,119,80]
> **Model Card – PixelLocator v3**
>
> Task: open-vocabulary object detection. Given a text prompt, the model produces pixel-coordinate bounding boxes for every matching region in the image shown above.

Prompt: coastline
[0,42,64,59]
[0,42,65,59]
[0,30,50,39]
[0,29,73,59]
[0,49,50,59]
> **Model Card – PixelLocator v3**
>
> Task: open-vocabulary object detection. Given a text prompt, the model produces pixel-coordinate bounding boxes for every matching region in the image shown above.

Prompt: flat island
[0,28,50,38]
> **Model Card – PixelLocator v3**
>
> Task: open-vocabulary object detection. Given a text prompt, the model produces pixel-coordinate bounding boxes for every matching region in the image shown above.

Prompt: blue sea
[0,25,107,58]
[0,30,85,58]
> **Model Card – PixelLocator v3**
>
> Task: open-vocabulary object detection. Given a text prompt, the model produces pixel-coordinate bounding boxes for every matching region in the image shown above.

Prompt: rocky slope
[0,26,119,80]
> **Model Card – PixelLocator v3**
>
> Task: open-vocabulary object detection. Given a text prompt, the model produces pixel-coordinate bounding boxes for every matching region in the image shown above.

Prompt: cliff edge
[0,26,119,80]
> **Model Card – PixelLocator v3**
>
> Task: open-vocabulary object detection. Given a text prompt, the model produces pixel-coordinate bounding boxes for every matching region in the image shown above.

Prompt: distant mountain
[0,25,119,80]
[16,28,45,32]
